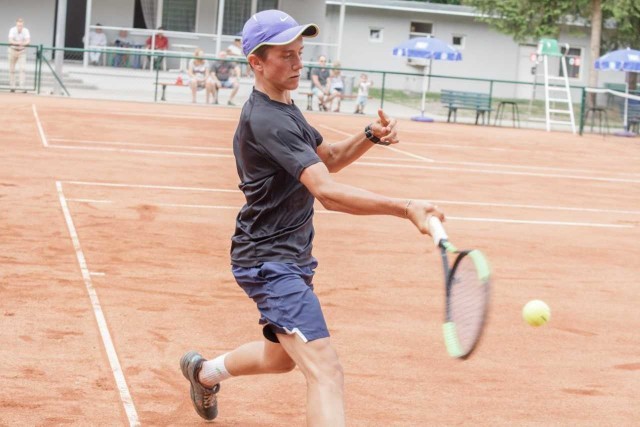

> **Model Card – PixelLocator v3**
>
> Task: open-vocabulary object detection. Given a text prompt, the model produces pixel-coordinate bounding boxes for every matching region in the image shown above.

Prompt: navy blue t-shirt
[231,89,323,267]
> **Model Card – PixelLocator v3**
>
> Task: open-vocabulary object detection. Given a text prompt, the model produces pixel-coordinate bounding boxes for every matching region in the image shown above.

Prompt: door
[64,0,87,59]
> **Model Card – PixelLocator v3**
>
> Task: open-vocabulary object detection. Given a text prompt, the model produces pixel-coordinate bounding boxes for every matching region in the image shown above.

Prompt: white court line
[32,104,48,147]
[56,182,140,426]
[67,198,114,204]
[321,125,637,177]
[354,161,640,184]
[50,138,232,152]
[116,201,634,228]
[62,181,639,216]
[42,108,238,121]
[400,141,510,152]
[90,272,106,276]
[64,180,238,193]
[318,124,436,162]
[431,199,640,216]
[49,144,235,159]
[446,215,632,229]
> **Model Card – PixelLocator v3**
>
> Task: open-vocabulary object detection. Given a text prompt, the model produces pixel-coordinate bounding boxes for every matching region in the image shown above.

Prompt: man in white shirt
[8,18,31,92]
[87,24,108,65]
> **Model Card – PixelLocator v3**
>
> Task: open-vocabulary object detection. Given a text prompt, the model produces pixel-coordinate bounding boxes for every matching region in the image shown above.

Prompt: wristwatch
[365,124,389,145]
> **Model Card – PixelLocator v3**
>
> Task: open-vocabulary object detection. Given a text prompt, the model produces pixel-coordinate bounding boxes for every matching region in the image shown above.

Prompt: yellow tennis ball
[522,300,551,327]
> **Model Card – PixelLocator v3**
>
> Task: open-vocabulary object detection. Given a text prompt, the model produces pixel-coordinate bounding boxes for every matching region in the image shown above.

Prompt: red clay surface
[1,93,639,426]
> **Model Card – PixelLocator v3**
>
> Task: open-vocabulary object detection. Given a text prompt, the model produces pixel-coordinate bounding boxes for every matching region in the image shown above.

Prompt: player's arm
[317,109,398,172]
[299,161,443,234]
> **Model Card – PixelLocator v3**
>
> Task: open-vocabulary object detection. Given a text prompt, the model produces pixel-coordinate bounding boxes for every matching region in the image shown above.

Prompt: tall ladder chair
[537,38,576,134]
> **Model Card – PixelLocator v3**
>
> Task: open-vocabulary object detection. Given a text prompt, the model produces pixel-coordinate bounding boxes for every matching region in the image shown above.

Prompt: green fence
[8,44,631,135]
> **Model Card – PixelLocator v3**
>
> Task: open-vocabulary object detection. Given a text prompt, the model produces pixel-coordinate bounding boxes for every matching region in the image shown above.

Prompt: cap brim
[247,23,319,56]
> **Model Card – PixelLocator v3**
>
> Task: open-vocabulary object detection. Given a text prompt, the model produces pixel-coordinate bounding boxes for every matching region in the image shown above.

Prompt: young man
[180,10,445,426]
[7,18,31,92]
[207,51,241,105]
[310,55,330,111]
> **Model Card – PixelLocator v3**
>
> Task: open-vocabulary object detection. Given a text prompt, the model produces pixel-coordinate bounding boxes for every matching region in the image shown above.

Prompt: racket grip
[428,216,448,246]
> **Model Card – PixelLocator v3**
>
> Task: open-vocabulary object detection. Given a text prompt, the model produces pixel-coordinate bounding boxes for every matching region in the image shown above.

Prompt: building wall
[325,4,625,97]
[92,0,135,28]
[1,0,57,47]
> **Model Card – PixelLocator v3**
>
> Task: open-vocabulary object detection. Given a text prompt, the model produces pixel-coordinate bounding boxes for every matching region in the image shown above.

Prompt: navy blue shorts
[232,261,329,343]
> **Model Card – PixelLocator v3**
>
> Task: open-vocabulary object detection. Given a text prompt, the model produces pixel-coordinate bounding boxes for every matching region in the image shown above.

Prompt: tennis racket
[428,216,491,359]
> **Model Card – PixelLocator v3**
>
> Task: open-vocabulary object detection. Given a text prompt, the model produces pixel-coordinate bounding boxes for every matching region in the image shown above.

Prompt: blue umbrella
[595,47,640,72]
[594,48,640,135]
[393,37,462,121]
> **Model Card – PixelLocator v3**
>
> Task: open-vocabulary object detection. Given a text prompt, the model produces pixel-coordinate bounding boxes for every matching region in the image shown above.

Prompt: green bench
[441,89,492,125]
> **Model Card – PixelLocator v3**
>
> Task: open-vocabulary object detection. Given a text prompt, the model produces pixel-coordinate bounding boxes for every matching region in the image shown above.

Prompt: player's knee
[308,357,344,389]
[268,357,296,373]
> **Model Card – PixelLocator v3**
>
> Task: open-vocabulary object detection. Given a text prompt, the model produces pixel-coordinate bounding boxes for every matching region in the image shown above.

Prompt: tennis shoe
[180,351,220,420]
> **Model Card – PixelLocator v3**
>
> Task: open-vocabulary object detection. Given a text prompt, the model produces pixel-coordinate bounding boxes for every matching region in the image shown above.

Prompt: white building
[1,0,623,96]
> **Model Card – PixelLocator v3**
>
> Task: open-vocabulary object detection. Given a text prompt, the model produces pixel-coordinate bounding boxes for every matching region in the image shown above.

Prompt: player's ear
[247,54,262,72]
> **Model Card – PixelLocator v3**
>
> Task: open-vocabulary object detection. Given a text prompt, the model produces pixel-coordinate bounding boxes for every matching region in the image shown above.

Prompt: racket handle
[428,216,448,246]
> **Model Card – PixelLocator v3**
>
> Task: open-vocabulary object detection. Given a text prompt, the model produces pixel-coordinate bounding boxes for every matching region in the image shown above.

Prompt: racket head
[442,249,491,359]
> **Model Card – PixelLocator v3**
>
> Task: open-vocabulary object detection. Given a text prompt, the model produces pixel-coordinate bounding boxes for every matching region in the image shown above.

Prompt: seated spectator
[310,55,330,111]
[87,24,107,66]
[187,48,210,104]
[326,62,344,112]
[208,51,241,106]
[145,27,169,71]
[113,29,132,67]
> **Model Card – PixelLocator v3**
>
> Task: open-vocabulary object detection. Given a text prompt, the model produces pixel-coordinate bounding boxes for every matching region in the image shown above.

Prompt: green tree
[462,0,640,98]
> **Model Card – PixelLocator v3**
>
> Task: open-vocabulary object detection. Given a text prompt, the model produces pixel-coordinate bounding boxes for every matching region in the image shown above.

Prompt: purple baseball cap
[242,10,319,56]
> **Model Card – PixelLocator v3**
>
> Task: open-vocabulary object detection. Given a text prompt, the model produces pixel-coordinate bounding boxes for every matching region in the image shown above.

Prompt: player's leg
[277,334,345,427]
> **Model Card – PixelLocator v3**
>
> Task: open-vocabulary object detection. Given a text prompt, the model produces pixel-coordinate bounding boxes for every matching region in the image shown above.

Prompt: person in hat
[144,26,169,70]
[179,9,444,425]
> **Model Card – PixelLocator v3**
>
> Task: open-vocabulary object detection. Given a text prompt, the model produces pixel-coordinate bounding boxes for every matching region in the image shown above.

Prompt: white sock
[198,353,232,387]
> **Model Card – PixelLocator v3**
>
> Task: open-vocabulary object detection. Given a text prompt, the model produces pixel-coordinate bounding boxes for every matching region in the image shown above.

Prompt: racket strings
[449,256,489,353]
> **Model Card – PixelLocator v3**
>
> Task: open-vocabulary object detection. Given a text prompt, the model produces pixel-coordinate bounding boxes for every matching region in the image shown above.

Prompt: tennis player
[180,10,445,425]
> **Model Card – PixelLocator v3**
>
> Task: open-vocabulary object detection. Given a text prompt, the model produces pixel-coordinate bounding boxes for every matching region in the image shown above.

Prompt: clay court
[1,93,639,426]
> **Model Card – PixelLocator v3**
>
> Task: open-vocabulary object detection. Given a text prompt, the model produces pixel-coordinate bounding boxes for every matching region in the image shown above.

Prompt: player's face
[262,37,304,91]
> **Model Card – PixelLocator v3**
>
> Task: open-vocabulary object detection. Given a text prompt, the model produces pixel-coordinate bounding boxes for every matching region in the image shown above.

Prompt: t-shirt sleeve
[251,124,321,179]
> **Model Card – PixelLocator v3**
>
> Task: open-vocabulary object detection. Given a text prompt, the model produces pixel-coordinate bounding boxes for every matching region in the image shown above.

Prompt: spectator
[226,38,243,57]
[310,55,330,111]
[187,48,210,104]
[227,37,249,77]
[145,26,169,71]
[208,51,241,106]
[113,29,132,67]
[7,18,30,92]
[354,73,373,114]
[87,24,108,66]
[326,62,344,112]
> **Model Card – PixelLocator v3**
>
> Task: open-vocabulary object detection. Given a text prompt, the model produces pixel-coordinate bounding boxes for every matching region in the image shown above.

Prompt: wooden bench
[441,89,492,125]
[156,82,183,101]
[626,99,640,132]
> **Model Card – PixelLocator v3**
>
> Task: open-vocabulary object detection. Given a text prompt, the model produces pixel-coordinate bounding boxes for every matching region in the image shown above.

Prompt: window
[560,47,581,79]
[452,35,464,48]
[410,21,432,39]
[162,0,197,32]
[369,28,383,43]
[223,0,279,36]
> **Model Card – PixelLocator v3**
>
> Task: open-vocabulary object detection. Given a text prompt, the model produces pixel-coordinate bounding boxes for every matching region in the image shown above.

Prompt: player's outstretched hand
[406,200,445,236]
[370,109,399,145]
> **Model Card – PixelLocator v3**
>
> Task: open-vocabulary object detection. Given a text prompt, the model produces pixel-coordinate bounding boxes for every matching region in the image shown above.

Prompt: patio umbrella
[594,47,640,136]
[393,36,462,122]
